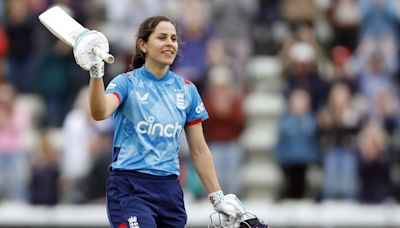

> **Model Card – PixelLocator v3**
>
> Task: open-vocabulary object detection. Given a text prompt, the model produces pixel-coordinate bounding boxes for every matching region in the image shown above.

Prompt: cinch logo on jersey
[136,116,182,137]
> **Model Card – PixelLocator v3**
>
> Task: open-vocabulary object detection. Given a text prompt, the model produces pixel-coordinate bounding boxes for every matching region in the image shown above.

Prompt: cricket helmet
[208,212,268,228]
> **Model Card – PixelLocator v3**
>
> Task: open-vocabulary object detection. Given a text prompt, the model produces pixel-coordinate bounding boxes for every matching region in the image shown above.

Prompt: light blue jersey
[105,66,208,176]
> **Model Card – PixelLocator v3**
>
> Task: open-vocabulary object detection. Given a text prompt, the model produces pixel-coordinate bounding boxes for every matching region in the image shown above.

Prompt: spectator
[326,0,361,51]
[358,0,399,41]
[29,128,60,205]
[369,89,399,135]
[282,39,328,112]
[105,0,164,55]
[203,66,246,196]
[78,123,113,204]
[172,0,216,94]
[251,0,281,54]
[355,50,398,117]
[35,40,77,127]
[357,121,394,203]
[280,0,318,27]
[205,38,245,95]
[60,86,109,203]
[5,0,39,93]
[280,24,323,68]
[275,88,318,199]
[327,46,358,93]
[317,82,363,200]
[0,82,30,202]
[210,0,256,79]
[355,0,399,92]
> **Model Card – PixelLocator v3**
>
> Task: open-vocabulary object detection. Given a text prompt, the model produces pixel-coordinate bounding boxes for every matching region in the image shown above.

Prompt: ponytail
[129,44,146,70]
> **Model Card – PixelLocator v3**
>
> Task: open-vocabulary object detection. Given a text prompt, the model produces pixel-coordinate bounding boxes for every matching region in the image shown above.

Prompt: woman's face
[141,21,178,67]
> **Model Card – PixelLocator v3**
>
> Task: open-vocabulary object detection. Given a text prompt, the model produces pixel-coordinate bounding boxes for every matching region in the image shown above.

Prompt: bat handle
[92,47,114,64]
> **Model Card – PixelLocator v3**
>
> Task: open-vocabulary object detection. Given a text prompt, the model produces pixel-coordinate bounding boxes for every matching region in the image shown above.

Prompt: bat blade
[39,6,85,46]
[39,6,114,64]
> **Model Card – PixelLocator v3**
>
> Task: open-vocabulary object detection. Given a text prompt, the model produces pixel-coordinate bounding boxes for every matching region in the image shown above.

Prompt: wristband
[208,190,224,206]
[89,65,104,78]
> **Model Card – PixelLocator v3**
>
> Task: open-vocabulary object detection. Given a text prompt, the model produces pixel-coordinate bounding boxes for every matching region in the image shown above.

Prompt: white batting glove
[73,30,108,78]
[208,190,245,219]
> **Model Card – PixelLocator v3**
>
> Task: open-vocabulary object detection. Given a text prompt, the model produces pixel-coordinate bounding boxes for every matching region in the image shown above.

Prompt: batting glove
[209,190,245,219]
[73,30,108,78]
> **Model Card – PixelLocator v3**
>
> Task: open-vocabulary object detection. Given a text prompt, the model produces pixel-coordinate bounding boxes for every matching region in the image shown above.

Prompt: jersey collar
[139,65,172,82]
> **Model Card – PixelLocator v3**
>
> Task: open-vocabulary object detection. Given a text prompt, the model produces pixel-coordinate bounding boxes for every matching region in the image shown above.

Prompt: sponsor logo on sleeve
[107,82,117,90]
[195,102,205,114]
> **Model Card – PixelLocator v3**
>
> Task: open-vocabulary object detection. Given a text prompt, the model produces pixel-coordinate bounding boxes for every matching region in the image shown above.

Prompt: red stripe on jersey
[186,118,202,126]
[184,79,190,85]
[113,92,121,104]
[117,223,127,228]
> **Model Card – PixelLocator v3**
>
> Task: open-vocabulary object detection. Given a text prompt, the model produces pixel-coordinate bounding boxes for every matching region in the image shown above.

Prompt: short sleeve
[105,74,130,104]
[186,82,209,126]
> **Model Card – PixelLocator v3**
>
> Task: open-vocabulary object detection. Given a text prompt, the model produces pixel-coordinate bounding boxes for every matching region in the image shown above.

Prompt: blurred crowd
[1,0,400,206]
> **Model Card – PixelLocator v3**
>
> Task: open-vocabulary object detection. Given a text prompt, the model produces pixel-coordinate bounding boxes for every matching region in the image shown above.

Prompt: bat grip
[92,47,114,64]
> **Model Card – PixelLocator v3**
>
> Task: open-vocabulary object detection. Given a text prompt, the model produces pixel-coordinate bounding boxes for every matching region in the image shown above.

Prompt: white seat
[245,56,284,92]
[246,56,282,80]
[240,121,278,153]
[243,92,285,118]
[241,159,283,199]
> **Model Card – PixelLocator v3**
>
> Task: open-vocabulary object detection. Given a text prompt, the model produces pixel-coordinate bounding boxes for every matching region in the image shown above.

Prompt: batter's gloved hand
[73,30,108,78]
[208,190,246,220]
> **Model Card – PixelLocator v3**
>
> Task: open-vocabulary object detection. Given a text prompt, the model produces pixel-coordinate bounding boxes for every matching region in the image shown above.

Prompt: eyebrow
[156,32,177,36]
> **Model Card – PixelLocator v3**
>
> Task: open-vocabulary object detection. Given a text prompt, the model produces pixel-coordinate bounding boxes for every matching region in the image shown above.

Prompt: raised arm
[73,30,119,120]
[88,78,119,120]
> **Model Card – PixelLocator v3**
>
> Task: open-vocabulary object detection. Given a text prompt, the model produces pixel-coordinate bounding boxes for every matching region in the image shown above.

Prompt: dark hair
[129,16,179,70]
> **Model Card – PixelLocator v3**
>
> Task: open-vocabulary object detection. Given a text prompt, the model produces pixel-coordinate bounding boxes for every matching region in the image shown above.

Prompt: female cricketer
[72,16,246,227]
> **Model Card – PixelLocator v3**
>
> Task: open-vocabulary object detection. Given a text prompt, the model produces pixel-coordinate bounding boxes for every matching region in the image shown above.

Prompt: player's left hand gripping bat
[38,5,114,64]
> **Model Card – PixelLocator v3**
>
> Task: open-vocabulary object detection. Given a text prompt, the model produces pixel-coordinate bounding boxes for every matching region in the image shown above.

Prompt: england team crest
[176,91,185,110]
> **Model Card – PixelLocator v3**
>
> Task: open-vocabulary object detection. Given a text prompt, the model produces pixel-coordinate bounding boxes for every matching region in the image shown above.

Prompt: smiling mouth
[162,51,174,55]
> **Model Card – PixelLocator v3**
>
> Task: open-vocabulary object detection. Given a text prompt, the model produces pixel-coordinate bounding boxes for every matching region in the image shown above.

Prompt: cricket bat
[38,5,114,64]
